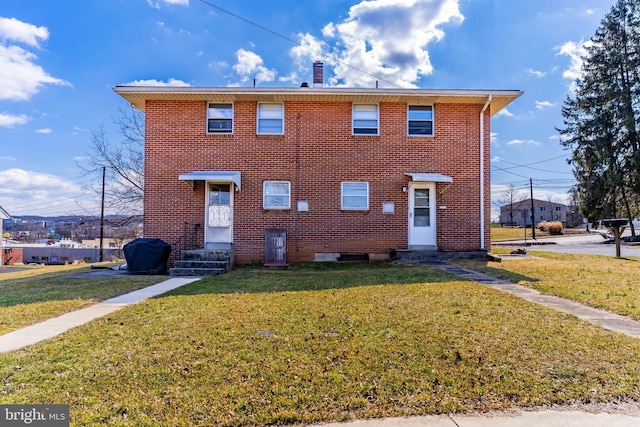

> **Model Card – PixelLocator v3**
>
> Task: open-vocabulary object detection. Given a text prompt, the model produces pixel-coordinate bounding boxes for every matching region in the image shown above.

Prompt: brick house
[114,85,521,265]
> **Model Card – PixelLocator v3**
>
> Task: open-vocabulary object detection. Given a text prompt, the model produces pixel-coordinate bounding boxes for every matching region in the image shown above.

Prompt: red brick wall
[144,99,491,264]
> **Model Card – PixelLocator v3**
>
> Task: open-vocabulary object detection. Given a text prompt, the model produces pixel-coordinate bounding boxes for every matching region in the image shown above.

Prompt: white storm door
[408,183,436,248]
[206,183,233,244]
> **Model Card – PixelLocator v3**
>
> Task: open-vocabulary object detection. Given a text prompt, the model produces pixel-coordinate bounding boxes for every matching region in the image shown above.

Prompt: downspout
[479,95,492,250]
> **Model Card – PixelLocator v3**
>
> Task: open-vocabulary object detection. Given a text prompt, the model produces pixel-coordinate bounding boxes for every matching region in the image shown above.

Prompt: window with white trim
[341,182,369,210]
[257,103,284,134]
[352,104,379,135]
[207,103,233,133]
[407,105,433,136]
[263,181,291,209]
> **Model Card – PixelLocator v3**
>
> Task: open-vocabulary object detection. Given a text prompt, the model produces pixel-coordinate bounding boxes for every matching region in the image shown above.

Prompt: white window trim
[407,105,434,137]
[257,102,285,135]
[207,102,234,134]
[263,181,291,209]
[352,104,379,136]
[341,181,369,210]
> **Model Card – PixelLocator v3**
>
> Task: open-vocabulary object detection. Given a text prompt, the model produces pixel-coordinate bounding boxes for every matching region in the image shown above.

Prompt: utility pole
[99,166,106,262]
[530,178,536,240]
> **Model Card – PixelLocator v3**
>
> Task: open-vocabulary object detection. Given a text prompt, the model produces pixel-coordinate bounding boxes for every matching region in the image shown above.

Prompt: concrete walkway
[431,262,640,338]
[0,277,200,353]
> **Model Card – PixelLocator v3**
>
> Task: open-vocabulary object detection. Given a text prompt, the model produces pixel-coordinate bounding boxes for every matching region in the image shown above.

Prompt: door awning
[179,171,241,190]
[404,173,453,183]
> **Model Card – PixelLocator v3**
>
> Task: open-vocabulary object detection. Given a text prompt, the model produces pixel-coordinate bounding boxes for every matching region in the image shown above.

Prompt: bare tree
[494,184,525,225]
[79,106,144,218]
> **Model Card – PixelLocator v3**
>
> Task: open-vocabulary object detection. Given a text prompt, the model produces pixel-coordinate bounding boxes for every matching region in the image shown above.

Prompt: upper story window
[353,104,379,135]
[408,105,433,136]
[341,182,369,210]
[207,103,233,134]
[257,103,284,134]
[263,181,291,209]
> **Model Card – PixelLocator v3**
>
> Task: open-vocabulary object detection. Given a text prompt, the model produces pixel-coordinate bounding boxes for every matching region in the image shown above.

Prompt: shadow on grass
[165,262,461,297]
[452,259,539,284]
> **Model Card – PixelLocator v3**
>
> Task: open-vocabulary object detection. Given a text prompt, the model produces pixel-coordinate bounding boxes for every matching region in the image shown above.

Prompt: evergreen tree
[559,0,640,234]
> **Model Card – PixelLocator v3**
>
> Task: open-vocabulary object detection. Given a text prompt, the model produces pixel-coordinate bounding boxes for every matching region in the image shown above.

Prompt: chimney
[313,61,323,87]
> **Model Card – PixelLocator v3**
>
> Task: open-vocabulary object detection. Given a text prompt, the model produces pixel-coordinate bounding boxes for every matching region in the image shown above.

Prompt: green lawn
[458,251,640,320]
[0,264,166,335]
[1,263,640,426]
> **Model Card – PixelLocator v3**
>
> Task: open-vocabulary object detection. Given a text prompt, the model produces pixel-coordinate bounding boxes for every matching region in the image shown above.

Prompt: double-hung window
[263,181,291,209]
[207,103,233,133]
[408,105,433,136]
[341,182,369,210]
[257,103,284,134]
[352,104,379,135]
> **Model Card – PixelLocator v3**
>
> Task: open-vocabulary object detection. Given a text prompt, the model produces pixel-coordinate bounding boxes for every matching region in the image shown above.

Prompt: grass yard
[0,264,166,335]
[1,263,640,426]
[490,226,588,242]
[457,251,640,320]
[490,226,533,242]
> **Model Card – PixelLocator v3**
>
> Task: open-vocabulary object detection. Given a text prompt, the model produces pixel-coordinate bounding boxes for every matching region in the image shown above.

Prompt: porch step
[168,248,233,277]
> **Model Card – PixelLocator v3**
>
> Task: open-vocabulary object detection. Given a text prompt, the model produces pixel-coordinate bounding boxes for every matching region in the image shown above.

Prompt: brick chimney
[313,61,323,87]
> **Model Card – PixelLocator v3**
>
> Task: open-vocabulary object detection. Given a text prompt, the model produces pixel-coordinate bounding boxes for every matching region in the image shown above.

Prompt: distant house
[499,198,569,227]
[114,80,521,265]
[0,205,10,265]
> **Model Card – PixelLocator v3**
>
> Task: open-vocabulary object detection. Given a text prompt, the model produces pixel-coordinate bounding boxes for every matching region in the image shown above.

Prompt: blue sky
[0,0,616,218]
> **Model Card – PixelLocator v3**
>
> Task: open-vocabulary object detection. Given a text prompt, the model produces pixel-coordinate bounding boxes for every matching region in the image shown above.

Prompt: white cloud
[0,156,16,161]
[35,128,52,134]
[556,39,591,91]
[526,68,546,78]
[0,17,70,101]
[535,100,555,110]
[0,17,49,48]
[123,78,191,87]
[0,168,89,216]
[507,139,542,146]
[291,0,464,88]
[0,112,29,127]
[147,0,188,8]
[232,49,276,84]
[490,132,498,145]
[494,108,514,118]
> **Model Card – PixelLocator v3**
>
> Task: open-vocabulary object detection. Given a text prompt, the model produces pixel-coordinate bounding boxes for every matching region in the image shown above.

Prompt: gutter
[480,95,492,250]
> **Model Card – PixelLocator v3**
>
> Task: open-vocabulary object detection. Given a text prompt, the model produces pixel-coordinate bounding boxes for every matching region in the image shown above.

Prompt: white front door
[205,183,233,244]
[408,183,436,249]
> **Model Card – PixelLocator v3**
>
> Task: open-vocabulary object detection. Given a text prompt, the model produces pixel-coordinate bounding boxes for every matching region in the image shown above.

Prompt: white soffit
[404,173,453,183]
[179,171,241,190]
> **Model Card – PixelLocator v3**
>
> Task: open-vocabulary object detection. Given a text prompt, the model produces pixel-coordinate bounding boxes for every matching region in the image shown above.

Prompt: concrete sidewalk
[313,408,640,426]
[0,277,200,353]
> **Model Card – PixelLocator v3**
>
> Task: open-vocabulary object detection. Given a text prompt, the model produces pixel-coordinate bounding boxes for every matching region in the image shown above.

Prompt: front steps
[169,249,233,277]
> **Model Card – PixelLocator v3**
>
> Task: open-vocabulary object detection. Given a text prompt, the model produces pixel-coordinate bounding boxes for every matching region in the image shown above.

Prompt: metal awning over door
[178,171,241,190]
[404,172,453,183]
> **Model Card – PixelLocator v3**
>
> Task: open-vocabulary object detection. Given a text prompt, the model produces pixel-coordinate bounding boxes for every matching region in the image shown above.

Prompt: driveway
[493,232,640,257]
